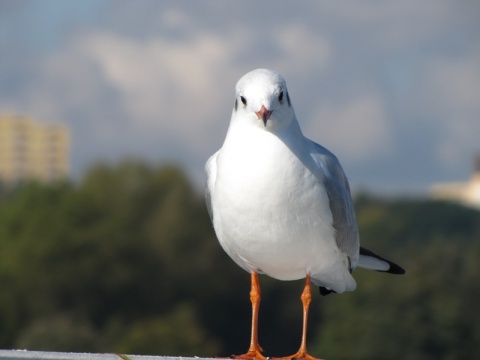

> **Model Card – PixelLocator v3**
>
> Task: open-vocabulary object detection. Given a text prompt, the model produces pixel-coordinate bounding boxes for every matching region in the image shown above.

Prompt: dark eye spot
[240,96,247,106]
[278,91,284,103]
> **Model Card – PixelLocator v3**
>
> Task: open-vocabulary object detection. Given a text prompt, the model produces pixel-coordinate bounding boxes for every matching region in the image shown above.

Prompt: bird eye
[240,96,247,106]
[278,91,284,102]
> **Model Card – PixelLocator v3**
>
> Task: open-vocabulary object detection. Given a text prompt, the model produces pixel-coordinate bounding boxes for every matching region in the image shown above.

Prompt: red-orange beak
[255,105,272,127]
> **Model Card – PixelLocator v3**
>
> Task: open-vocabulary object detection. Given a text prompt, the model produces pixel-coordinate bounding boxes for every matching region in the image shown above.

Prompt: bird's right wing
[309,141,360,269]
[308,142,405,275]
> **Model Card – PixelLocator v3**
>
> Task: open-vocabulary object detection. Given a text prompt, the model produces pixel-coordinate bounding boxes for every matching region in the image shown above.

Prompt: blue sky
[1,0,479,193]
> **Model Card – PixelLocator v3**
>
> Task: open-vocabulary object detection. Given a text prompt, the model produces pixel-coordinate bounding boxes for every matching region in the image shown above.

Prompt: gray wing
[205,150,219,222]
[309,142,359,270]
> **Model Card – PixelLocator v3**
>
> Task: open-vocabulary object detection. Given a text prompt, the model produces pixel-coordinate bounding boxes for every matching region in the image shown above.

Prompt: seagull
[205,69,405,360]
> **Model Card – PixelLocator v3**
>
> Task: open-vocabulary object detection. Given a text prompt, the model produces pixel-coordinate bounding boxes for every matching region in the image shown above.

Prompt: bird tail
[357,247,405,274]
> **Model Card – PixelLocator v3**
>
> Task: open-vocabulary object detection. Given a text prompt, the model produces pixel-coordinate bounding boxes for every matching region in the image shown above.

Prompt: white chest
[211,128,336,279]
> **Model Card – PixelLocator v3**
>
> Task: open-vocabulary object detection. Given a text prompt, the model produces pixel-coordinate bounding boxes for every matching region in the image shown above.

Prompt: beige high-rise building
[430,154,480,209]
[0,114,70,184]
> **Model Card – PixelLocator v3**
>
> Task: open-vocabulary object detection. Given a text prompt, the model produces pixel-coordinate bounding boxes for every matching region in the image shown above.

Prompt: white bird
[205,69,404,360]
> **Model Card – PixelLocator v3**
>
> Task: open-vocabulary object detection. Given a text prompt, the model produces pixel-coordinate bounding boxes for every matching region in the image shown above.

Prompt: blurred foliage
[0,162,479,359]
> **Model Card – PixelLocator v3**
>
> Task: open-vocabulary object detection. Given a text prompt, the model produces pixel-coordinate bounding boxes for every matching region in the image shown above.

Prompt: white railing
[0,350,217,360]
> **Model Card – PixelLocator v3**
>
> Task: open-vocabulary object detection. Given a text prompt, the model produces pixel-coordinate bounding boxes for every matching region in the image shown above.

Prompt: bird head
[233,69,295,131]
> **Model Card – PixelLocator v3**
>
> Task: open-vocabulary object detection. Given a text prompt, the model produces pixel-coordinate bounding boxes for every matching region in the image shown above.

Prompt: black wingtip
[319,287,337,296]
[387,262,406,275]
[360,247,406,275]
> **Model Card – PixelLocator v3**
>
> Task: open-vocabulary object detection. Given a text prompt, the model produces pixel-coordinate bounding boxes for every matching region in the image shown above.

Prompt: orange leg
[278,275,323,360]
[233,272,266,360]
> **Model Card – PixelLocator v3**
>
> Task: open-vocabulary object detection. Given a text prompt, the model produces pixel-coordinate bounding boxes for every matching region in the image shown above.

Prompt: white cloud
[428,53,480,111]
[275,23,331,75]
[328,0,451,49]
[426,52,480,168]
[160,8,191,29]
[65,30,240,155]
[306,94,392,162]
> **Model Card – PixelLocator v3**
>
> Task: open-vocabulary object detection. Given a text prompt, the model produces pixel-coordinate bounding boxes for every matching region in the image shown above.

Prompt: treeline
[0,162,479,359]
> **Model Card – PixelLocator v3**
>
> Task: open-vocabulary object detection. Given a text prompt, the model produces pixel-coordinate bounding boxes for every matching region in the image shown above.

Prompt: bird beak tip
[256,105,272,127]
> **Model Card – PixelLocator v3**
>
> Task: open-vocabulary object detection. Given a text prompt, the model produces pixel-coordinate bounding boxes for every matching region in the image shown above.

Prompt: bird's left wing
[205,150,220,222]
[309,141,359,269]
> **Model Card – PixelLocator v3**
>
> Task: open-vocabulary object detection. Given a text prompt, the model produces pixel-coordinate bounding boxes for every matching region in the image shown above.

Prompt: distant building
[0,114,70,184]
[430,154,480,209]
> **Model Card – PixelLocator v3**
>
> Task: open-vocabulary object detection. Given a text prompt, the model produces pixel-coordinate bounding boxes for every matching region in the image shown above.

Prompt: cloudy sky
[1,0,479,193]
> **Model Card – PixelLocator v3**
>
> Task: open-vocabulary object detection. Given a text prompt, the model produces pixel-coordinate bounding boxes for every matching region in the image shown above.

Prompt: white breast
[211,123,345,284]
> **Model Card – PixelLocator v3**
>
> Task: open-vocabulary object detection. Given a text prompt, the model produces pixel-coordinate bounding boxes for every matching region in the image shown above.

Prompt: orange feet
[273,351,322,360]
[231,347,266,360]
